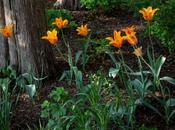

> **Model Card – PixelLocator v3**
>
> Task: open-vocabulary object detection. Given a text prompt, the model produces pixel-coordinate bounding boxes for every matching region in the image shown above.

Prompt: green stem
[148,22,155,62]
[60,29,68,48]
[60,29,73,66]
[133,46,144,83]
[118,49,134,98]
[82,35,91,70]
[119,49,131,81]
[55,45,67,62]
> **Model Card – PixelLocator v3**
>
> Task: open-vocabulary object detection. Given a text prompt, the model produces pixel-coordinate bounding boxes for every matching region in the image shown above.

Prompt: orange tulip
[52,17,69,29]
[139,6,159,21]
[41,29,58,45]
[0,24,14,38]
[106,31,125,48]
[133,46,143,57]
[122,26,136,35]
[76,24,91,37]
[122,26,138,46]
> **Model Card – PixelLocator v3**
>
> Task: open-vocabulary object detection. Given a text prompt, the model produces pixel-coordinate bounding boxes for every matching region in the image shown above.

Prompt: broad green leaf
[109,67,120,78]
[155,56,166,77]
[131,79,143,95]
[59,71,67,81]
[75,50,83,65]
[160,76,175,85]
[145,80,153,90]
[129,71,150,76]
[147,47,154,67]
[166,98,175,107]
[25,84,36,98]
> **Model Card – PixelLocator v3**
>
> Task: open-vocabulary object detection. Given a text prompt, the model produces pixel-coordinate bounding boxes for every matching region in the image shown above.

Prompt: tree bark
[0,0,56,76]
[56,0,80,10]
[0,0,8,66]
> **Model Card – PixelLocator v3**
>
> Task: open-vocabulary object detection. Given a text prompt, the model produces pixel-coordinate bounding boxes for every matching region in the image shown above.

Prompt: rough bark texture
[56,0,80,10]
[0,0,56,76]
[0,0,7,66]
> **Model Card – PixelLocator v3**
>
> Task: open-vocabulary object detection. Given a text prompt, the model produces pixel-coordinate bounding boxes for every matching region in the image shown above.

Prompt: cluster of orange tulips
[106,6,159,57]
[0,6,159,58]
[41,17,91,45]
[40,6,158,57]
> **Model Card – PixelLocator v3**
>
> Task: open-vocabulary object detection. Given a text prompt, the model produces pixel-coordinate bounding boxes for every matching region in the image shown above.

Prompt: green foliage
[143,93,175,125]
[0,78,11,130]
[41,87,69,130]
[138,125,157,130]
[128,0,163,15]
[92,39,109,55]
[80,0,127,12]
[0,66,41,130]
[80,0,164,13]
[46,9,76,29]
[42,74,116,130]
[151,0,175,53]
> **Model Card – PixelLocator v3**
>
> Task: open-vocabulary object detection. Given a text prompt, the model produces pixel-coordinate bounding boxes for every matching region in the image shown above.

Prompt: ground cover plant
[0,0,175,130]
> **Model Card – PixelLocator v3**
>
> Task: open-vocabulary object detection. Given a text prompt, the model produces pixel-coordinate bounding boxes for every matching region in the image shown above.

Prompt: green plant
[41,87,69,130]
[0,66,18,130]
[105,16,175,128]
[143,93,175,125]
[138,124,157,130]
[0,78,11,130]
[92,39,109,55]
[0,66,40,130]
[42,73,117,130]
[58,36,84,90]
[80,0,127,12]
[151,0,175,53]
[76,34,91,70]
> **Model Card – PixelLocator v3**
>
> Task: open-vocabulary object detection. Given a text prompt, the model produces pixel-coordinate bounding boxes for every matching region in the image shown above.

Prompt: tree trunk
[0,0,7,66]
[0,0,56,76]
[56,0,80,10]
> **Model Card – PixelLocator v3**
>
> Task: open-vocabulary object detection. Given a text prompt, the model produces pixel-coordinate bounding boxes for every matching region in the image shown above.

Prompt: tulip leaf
[75,50,83,65]
[129,71,150,76]
[109,67,120,78]
[147,47,154,67]
[59,71,67,81]
[160,76,175,85]
[132,79,143,93]
[145,80,153,90]
[166,98,175,107]
[25,84,36,98]
[155,56,166,77]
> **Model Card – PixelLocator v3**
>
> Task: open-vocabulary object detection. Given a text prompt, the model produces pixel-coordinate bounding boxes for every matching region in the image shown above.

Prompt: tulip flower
[139,6,159,21]
[41,29,58,45]
[133,46,143,57]
[52,17,69,29]
[76,24,91,37]
[106,30,125,48]
[122,26,138,46]
[0,24,14,38]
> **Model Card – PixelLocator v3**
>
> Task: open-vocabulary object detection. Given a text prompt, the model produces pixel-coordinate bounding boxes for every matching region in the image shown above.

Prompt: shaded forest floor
[11,10,175,130]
